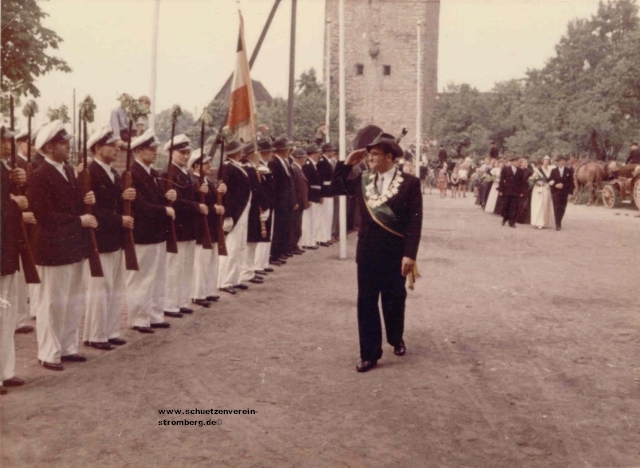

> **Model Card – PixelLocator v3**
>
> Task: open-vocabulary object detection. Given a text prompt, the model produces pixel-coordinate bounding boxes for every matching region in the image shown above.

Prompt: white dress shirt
[45,157,69,182]
[376,166,397,194]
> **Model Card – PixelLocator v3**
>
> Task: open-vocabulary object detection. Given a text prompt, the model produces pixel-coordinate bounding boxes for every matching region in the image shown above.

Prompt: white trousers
[0,273,18,382]
[15,259,31,328]
[192,244,219,300]
[125,243,166,328]
[165,240,196,312]
[301,207,315,247]
[84,250,124,343]
[218,200,250,289]
[321,196,334,241]
[32,261,87,364]
[312,202,324,244]
[240,242,258,282]
[255,242,271,270]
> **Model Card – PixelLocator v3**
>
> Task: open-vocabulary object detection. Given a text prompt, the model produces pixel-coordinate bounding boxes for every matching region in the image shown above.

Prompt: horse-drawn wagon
[600,164,640,209]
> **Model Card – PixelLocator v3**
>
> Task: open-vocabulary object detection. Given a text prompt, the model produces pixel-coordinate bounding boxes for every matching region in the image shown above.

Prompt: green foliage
[79,96,96,123]
[1,0,72,97]
[119,93,150,122]
[22,100,39,119]
[46,104,70,123]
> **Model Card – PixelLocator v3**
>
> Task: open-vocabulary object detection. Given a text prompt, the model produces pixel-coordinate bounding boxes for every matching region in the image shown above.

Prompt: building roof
[214,79,273,104]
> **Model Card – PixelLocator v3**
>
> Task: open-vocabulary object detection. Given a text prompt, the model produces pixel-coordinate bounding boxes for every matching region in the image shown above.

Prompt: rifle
[22,101,38,246]
[197,117,213,249]
[164,106,180,254]
[215,137,228,256]
[80,111,104,277]
[9,95,40,284]
[122,119,139,270]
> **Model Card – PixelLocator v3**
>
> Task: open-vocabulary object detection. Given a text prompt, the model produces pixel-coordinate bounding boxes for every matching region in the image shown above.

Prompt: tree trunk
[590,129,605,161]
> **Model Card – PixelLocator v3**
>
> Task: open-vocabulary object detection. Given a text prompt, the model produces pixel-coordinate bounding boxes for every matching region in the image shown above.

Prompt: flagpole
[286,0,297,139]
[325,18,331,143]
[416,20,422,165]
[149,0,160,132]
[338,0,347,260]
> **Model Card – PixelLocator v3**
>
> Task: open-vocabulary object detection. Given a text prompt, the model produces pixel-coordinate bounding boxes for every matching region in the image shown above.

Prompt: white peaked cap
[163,133,191,153]
[131,129,160,151]
[188,148,212,169]
[34,120,72,151]
[87,126,118,152]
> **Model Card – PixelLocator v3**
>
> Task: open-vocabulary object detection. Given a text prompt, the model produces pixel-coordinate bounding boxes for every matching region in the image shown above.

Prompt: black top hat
[305,144,319,155]
[321,143,336,153]
[257,138,273,152]
[272,136,292,150]
[225,139,243,156]
[365,132,403,159]
[291,148,306,159]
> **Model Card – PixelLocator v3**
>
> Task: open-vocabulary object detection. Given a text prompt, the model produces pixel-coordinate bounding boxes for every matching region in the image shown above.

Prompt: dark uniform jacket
[1,163,22,275]
[258,161,274,242]
[268,156,296,212]
[625,149,640,165]
[331,162,422,264]
[302,159,322,203]
[549,166,575,196]
[130,160,169,245]
[497,166,527,197]
[291,162,309,208]
[221,160,251,230]
[190,174,219,244]
[28,159,87,266]
[89,161,124,253]
[243,162,270,243]
[316,155,334,197]
[159,163,200,242]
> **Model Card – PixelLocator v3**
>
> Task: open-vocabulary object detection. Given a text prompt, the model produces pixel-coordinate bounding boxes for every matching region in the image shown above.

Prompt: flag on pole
[227,11,257,144]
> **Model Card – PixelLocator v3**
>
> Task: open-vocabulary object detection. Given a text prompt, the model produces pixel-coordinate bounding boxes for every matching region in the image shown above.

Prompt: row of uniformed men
[0,119,337,394]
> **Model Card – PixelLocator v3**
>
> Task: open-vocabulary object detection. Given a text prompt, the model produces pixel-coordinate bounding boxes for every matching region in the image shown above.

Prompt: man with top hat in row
[255,138,275,274]
[127,129,176,333]
[498,156,528,228]
[28,120,97,371]
[82,126,136,351]
[268,137,297,266]
[290,148,309,254]
[332,132,423,373]
[549,155,574,231]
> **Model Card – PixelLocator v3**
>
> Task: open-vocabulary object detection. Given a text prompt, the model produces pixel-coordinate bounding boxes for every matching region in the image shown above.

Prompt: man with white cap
[159,134,210,314]
[83,126,136,350]
[217,139,251,294]
[126,129,176,333]
[189,149,226,305]
[28,120,97,371]
[1,121,28,392]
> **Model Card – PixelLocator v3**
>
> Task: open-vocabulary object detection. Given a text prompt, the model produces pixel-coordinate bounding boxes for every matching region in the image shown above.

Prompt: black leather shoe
[180,307,194,314]
[164,311,183,318]
[220,287,237,295]
[3,376,25,387]
[233,284,249,290]
[132,326,155,334]
[277,258,287,264]
[305,245,319,250]
[254,270,267,275]
[15,325,34,334]
[61,353,87,363]
[151,322,170,328]
[191,299,210,308]
[264,268,274,273]
[292,250,304,255]
[39,360,64,371]
[318,242,330,247]
[108,338,127,346]
[393,340,406,356]
[282,253,293,258]
[84,341,115,351]
[249,277,264,284]
[206,295,220,302]
[356,360,378,373]
[509,224,516,228]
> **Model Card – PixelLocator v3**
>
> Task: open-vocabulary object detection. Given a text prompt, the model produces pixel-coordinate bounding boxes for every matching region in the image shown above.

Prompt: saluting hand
[10,194,28,210]
[122,215,134,229]
[401,257,416,277]
[122,188,136,201]
[83,191,96,205]
[217,183,227,195]
[214,204,225,216]
[80,214,98,228]
[165,207,176,220]
[199,183,209,194]
[199,204,209,215]
[345,148,367,166]
[165,189,177,202]
[22,212,36,225]
[10,168,26,185]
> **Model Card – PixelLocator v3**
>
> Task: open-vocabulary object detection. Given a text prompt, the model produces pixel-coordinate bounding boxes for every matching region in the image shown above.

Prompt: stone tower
[324,0,440,148]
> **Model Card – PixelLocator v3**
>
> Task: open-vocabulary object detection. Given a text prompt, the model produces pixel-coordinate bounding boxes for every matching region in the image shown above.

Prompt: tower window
[356,64,364,75]
[383,65,391,76]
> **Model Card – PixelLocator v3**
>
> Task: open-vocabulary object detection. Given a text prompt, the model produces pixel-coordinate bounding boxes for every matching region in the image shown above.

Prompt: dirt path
[2,194,639,467]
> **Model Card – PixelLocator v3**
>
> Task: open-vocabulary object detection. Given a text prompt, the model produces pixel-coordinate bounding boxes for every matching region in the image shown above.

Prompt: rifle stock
[122,120,139,270]
[82,120,104,277]
[165,121,179,254]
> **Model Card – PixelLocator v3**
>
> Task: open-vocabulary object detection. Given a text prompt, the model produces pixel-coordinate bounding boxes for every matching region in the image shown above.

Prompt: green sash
[361,171,404,238]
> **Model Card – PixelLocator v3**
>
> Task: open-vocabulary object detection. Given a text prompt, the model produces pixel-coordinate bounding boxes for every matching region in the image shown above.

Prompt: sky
[21,0,611,130]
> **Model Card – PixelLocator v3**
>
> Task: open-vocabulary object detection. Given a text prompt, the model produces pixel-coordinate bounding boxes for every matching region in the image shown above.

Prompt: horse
[570,158,604,206]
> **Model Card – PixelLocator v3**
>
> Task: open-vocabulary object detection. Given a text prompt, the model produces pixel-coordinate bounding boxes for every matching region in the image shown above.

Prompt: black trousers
[552,193,568,228]
[356,256,407,361]
[270,208,291,259]
[501,195,520,225]
[290,208,303,251]
[332,196,339,239]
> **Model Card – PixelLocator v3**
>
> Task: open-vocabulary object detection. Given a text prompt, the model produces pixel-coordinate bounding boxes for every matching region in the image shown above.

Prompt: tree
[1,0,72,97]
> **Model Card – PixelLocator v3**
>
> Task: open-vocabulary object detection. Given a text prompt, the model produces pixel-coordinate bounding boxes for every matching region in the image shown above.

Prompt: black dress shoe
[3,376,25,387]
[305,245,319,250]
[249,277,264,284]
[277,258,287,264]
[264,268,274,273]
[318,242,330,247]
[150,322,170,328]
[164,311,183,318]
[393,340,406,356]
[84,341,115,351]
[269,259,283,266]
[356,360,378,373]
[15,325,34,334]
[282,253,293,258]
[509,224,516,228]
[191,299,211,308]
[108,338,127,346]
[292,250,304,255]
[206,295,220,302]
[220,287,237,295]
[61,353,88,363]
[180,307,194,314]
[132,326,155,334]
[39,360,64,371]
[233,284,249,290]
[254,270,267,275]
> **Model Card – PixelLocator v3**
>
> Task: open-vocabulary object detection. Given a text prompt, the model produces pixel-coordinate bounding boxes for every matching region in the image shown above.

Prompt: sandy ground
[1,192,640,468]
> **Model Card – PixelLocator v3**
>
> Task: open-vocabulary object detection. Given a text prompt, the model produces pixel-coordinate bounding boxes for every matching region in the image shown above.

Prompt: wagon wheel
[632,176,640,209]
[601,184,619,209]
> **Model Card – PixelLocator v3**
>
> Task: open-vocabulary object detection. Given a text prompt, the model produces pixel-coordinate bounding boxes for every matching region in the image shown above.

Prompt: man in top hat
[332,132,423,373]
[549,155,575,231]
[255,138,275,273]
[0,121,28,392]
[189,149,226,306]
[28,120,96,370]
[82,126,136,351]
[290,148,309,254]
[126,129,176,333]
[301,145,323,249]
[268,136,297,265]
[217,139,252,294]
[316,143,335,245]
[497,156,528,228]
[240,142,270,284]
[625,142,640,165]
[159,134,210,315]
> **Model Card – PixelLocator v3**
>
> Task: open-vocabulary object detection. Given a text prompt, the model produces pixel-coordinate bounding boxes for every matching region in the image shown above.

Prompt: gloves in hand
[223,217,233,233]
[259,209,270,222]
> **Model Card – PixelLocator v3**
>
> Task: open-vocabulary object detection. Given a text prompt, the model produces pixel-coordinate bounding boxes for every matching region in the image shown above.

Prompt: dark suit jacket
[159,164,200,242]
[549,166,575,196]
[331,162,423,263]
[268,156,296,212]
[221,160,251,230]
[316,156,334,197]
[291,162,309,208]
[498,166,527,197]
[258,161,274,241]
[1,163,22,275]
[89,161,124,253]
[243,163,269,243]
[302,160,322,203]
[130,160,169,245]
[191,174,219,244]
[625,149,640,165]
[28,160,88,266]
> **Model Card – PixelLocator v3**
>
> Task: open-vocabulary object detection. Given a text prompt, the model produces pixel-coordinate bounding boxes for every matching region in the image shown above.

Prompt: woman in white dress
[529,156,555,229]
[484,159,504,214]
